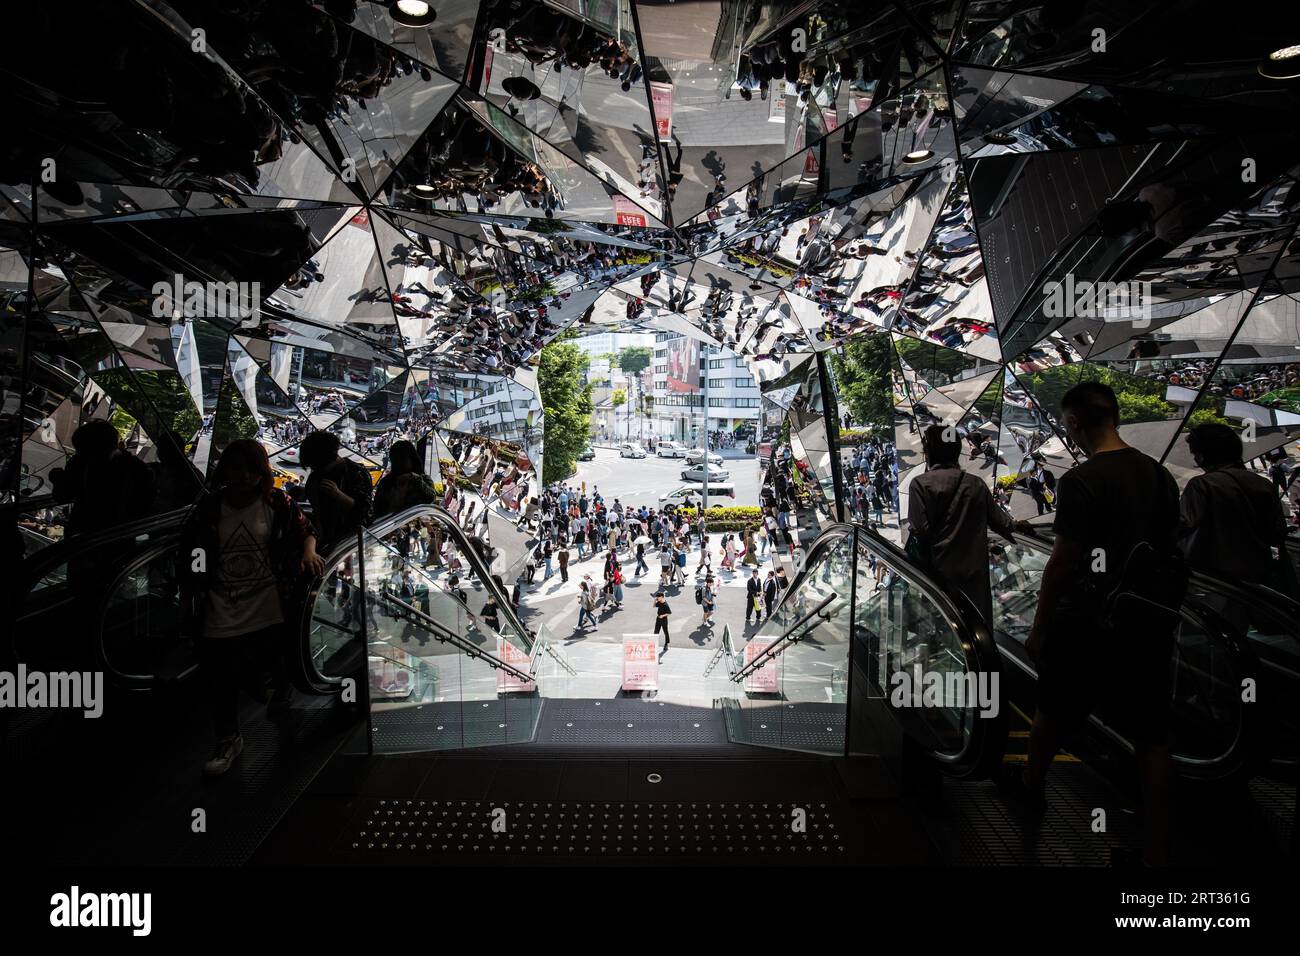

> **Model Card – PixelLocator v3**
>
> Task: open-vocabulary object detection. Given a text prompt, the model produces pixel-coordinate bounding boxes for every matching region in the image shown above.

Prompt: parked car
[618,442,646,459]
[681,463,730,483]
[659,483,736,506]
[578,446,596,461]
[684,448,723,467]
[655,440,687,458]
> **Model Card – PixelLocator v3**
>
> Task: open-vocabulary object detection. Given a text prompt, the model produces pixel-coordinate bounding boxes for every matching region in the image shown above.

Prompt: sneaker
[204,735,244,776]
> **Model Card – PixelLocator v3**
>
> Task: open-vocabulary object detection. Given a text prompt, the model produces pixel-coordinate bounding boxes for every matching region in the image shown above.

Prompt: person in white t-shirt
[180,440,322,777]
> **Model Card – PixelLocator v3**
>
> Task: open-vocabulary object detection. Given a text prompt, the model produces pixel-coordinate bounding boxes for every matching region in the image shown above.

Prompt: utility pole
[701,342,709,514]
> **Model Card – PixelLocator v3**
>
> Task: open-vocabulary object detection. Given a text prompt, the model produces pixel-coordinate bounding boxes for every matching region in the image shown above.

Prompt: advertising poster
[496,637,536,693]
[743,638,779,693]
[612,195,648,227]
[622,636,659,691]
[650,81,674,140]
[665,336,700,393]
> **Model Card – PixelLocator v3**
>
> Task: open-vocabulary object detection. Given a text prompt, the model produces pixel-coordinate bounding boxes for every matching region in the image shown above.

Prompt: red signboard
[496,637,536,693]
[650,81,674,141]
[612,195,648,227]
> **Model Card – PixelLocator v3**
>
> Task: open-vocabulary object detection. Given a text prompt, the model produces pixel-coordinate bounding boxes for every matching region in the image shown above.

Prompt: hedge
[837,429,881,446]
[677,505,764,532]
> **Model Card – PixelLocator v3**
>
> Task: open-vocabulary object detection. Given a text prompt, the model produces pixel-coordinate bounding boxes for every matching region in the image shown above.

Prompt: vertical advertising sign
[612,195,648,227]
[743,638,779,693]
[622,636,660,691]
[496,637,537,693]
[650,81,674,141]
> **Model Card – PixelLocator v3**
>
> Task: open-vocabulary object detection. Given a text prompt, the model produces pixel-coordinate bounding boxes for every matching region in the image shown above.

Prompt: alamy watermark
[889,668,1000,718]
[0,665,103,718]
[151,273,261,328]
[1042,274,1153,328]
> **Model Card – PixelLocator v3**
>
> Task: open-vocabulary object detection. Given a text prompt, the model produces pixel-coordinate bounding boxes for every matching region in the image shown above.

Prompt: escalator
[20,502,550,712]
[715,520,1262,786]
[13,507,192,681]
[716,523,1006,778]
[990,530,1261,782]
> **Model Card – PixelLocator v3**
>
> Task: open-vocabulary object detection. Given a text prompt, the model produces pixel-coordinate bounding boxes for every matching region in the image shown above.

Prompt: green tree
[617,345,652,377]
[539,341,593,484]
[829,334,893,434]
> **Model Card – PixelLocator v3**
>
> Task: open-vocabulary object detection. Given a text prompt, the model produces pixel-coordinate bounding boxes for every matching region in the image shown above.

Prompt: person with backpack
[1179,423,1292,595]
[300,430,374,554]
[700,574,716,627]
[576,580,598,630]
[907,423,1026,630]
[1011,382,1183,867]
[372,439,436,519]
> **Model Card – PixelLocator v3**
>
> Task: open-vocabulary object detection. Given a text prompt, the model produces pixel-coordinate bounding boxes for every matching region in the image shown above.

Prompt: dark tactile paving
[334,796,854,865]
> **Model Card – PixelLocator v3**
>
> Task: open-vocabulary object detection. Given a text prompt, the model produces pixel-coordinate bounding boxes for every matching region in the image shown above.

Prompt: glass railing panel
[1185,579,1300,762]
[724,530,853,754]
[99,545,192,685]
[1166,611,1244,765]
[990,534,1249,770]
[856,537,975,759]
[309,552,365,681]
[369,509,533,657]
[361,528,537,752]
[774,534,853,753]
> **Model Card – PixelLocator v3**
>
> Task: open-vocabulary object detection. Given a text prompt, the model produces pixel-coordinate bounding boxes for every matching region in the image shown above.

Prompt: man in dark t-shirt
[1013,382,1180,867]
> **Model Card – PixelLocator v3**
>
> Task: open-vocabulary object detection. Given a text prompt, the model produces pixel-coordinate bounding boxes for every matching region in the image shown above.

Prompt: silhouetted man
[1016,382,1181,866]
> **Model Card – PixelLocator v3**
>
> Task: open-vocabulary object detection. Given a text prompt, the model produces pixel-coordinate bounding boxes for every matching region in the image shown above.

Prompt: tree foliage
[618,345,652,377]
[539,341,592,485]
[829,334,894,434]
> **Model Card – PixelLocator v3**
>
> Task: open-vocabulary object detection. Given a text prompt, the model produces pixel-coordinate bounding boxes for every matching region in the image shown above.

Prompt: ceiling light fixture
[389,1,437,28]
[983,131,1017,145]
[413,183,436,193]
[902,149,934,163]
[1259,44,1300,79]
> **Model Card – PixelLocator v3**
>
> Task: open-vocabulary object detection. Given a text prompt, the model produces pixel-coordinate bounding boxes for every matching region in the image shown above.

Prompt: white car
[681,463,730,483]
[684,448,723,467]
[655,441,687,458]
[277,446,300,465]
[618,442,646,459]
[658,483,736,506]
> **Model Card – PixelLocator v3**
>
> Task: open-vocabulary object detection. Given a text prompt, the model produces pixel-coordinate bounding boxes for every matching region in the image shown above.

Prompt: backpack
[695,585,703,605]
[1102,540,1188,635]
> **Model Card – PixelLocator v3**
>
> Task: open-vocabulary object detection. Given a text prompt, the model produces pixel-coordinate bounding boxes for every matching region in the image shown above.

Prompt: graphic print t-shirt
[205,497,284,638]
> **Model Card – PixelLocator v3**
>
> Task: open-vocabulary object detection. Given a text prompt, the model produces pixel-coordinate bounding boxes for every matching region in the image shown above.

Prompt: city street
[516,526,794,706]
[571,445,762,507]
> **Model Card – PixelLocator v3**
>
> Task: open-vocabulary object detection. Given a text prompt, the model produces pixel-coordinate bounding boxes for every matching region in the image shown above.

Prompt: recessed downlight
[1260,44,1300,79]
[902,149,934,164]
[390,1,437,28]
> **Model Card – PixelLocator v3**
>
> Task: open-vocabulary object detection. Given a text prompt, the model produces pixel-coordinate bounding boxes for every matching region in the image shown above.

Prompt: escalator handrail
[376,591,533,685]
[20,505,192,596]
[731,592,839,681]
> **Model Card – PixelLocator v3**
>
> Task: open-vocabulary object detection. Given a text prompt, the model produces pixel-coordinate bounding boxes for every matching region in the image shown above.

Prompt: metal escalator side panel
[856,524,1007,779]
